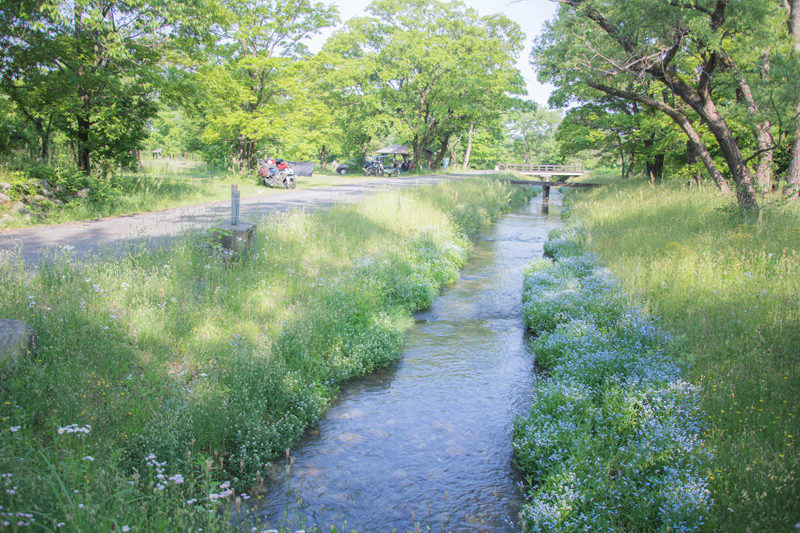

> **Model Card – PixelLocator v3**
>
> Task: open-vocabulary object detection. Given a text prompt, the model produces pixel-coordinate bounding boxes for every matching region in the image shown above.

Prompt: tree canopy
[533,0,800,207]
[321,0,525,168]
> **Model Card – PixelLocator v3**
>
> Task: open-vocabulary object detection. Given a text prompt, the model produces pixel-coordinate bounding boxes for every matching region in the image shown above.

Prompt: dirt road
[0,174,472,265]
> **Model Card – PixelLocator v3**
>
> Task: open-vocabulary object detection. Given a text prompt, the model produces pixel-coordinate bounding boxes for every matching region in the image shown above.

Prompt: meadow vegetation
[531,178,799,531]
[0,178,533,531]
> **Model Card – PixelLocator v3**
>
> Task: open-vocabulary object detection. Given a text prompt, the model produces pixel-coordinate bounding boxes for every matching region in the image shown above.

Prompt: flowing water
[253,194,562,532]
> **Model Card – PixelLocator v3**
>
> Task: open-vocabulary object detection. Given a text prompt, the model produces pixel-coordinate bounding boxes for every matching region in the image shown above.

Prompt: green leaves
[322,0,524,167]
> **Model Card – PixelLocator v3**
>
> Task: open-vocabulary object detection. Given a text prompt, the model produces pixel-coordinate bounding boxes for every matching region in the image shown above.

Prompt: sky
[306,0,559,106]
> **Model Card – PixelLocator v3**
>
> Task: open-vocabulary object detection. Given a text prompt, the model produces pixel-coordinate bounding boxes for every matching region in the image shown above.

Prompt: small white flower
[122,527,130,532]
[9,426,20,433]
[82,456,94,462]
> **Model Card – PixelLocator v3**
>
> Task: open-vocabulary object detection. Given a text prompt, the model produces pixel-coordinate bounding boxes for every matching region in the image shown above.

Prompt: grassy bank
[0,178,534,531]
[560,179,799,531]
[0,158,375,231]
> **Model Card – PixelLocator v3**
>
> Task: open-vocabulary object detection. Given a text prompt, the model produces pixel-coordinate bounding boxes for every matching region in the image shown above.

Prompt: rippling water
[252,194,562,532]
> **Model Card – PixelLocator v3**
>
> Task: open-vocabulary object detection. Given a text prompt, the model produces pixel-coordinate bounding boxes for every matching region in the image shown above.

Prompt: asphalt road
[0,174,476,265]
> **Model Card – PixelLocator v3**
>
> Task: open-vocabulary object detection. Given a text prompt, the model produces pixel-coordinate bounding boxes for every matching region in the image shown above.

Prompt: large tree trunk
[736,62,774,191]
[669,75,758,208]
[786,0,800,197]
[431,134,450,169]
[461,122,474,170]
[589,82,731,193]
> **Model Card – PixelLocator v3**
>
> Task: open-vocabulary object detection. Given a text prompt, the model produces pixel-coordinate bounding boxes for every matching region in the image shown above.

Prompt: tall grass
[0,178,534,531]
[563,178,800,531]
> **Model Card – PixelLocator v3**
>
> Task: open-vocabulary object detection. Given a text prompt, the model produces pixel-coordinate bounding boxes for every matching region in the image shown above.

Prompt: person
[276,158,289,171]
[408,160,415,171]
[400,161,409,172]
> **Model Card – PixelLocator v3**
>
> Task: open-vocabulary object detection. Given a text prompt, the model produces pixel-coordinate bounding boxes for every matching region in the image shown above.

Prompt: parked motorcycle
[336,163,349,175]
[258,160,297,189]
[363,158,384,176]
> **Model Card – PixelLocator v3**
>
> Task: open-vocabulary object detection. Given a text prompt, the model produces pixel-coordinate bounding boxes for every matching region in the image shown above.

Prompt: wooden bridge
[496,163,599,213]
[498,163,585,177]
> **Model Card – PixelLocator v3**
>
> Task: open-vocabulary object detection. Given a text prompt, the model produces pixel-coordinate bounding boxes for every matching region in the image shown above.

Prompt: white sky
[307,0,559,107]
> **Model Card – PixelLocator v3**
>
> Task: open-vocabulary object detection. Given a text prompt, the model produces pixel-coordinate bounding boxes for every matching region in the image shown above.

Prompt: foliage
[504,101,563,165]
[0,178,532,530]
[532,0,800,207]
[0,0,215,173]
[561,178,800,530]
[322,0,525,169]
[515,230,711,532]
[185,0,339,170]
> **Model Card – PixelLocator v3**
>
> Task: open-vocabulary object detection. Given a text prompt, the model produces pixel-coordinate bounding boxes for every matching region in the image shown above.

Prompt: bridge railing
[498,163,584,175]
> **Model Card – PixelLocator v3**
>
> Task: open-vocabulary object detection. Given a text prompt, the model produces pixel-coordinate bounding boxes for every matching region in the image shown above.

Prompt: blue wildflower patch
[514,225,711,532]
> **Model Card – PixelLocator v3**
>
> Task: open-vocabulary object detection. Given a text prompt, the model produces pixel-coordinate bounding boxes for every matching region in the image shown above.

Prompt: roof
[375,144,409,154]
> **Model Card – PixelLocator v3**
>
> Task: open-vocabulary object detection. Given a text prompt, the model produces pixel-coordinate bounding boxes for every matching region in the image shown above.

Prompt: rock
[0,182,10,192]
[31,194,48,204]
[37,179,53,196]
[76,188,90,199]
[0,319,36,374]
[0,192,9,205]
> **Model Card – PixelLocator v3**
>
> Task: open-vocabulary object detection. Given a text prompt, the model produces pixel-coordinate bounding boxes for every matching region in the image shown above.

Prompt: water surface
[254,195,562,532]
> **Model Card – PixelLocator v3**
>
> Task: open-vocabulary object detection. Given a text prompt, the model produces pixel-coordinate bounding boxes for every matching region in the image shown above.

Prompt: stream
[253,193,562,532]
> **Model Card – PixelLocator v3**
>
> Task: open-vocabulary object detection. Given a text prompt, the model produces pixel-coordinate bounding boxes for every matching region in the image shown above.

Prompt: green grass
[0,158,379,231]
[563,176,800,531]
[0,177,533,531]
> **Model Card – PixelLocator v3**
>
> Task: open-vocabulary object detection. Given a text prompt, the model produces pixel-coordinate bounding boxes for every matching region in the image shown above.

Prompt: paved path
[0,174,474,265]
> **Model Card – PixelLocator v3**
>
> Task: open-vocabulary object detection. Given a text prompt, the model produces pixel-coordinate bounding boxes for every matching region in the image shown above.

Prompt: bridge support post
[541,185,550,214]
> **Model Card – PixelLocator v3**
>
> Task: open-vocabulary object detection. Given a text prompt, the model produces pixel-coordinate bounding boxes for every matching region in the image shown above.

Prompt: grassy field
[0,177,533,532]
[562,177,799,531]
[0,158,378,231]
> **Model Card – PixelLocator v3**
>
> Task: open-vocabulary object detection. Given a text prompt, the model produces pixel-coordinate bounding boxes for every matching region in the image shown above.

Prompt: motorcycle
[258,161,297,189]
[363,159,384,176]
[336,163,349,175]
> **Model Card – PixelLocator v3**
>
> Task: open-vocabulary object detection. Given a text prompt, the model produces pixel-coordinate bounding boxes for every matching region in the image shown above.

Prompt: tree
[532,0,798,208]
[323,0,525,169]
[188,0,338,170]
[785,0,800,197]
[0,0,210,173]
[506,101,563,165]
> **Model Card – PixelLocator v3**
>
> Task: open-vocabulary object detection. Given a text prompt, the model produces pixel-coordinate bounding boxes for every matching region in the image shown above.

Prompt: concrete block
[211,222,256,256]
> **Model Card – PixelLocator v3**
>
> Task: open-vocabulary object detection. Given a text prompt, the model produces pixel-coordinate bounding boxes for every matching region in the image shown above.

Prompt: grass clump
[514,229,711,532]
[0,177,533,531]
[557,180,800,531]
